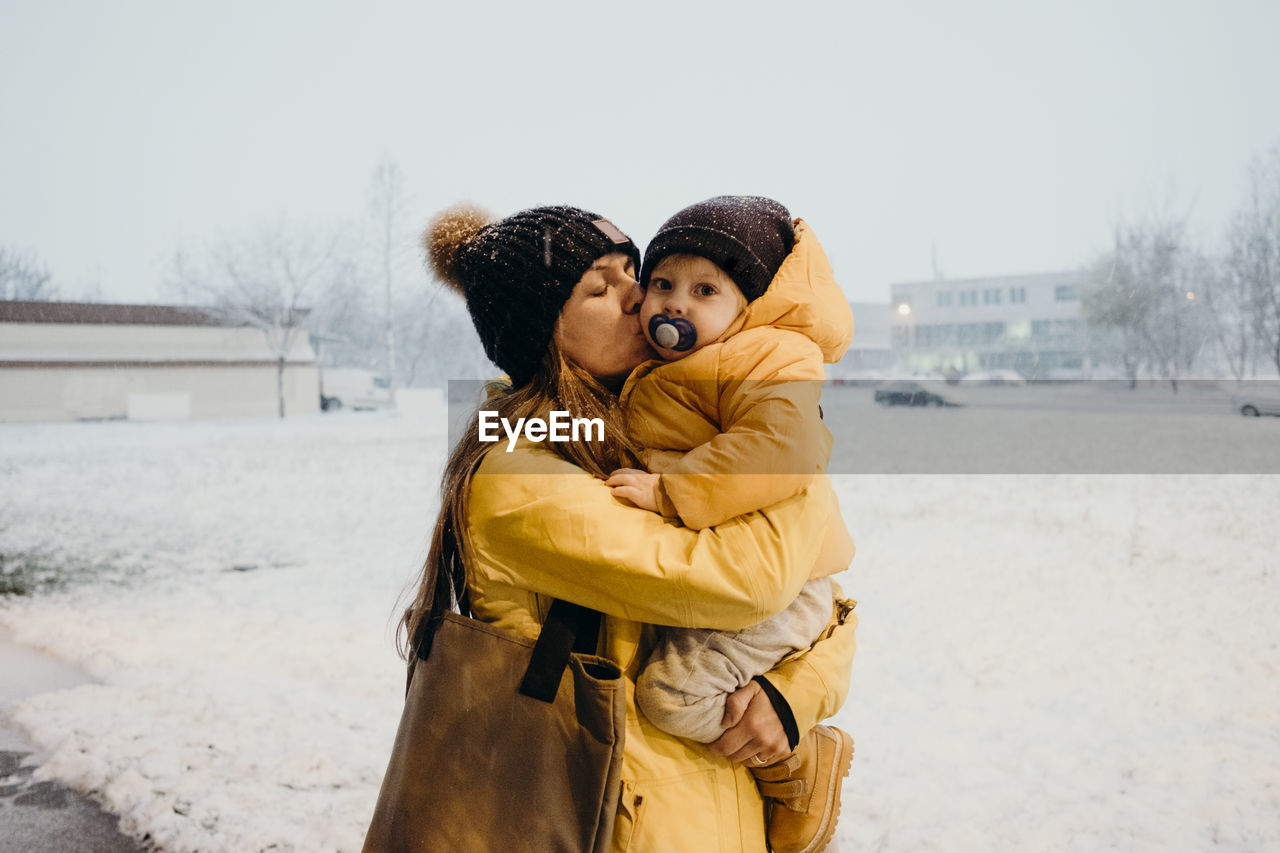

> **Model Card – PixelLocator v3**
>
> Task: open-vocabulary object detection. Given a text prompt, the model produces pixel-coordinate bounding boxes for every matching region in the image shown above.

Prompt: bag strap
[518,598,603,703]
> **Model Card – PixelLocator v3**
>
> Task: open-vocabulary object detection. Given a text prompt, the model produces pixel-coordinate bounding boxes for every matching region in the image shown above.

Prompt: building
[0,301,319,423]
[889,271,1088,377]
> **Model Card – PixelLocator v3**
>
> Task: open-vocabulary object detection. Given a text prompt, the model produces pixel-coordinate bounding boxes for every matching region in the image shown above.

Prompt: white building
[0,301,319,422]
[889,271,1088,378]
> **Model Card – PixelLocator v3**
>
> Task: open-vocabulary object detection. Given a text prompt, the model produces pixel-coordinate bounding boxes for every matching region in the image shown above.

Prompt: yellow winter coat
[465,439,859,852]
[620,220,855,574]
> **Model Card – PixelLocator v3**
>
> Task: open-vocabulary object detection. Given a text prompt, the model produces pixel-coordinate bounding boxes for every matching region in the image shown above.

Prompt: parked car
[320,368,393,411]
[874,380,951,407]
[1235,389,1280,417]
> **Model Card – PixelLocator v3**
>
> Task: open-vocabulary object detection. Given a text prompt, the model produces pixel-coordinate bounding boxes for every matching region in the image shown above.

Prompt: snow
[1,414,436,852]
[0,628,92,706]
[1,397,1278,852]
[837,473,1280,852]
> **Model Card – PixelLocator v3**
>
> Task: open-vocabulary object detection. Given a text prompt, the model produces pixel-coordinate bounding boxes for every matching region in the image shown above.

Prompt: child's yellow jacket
[620,220,856,573]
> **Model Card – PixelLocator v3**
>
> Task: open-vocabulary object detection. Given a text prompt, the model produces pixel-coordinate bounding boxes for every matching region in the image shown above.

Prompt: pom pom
[423,203,491,294]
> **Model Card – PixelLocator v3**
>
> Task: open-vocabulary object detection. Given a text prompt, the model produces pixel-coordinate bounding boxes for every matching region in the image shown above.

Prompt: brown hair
[398,340,643,661]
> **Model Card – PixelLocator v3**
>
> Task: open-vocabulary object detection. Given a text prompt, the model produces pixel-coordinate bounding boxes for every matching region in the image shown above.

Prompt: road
[0,630,146,853]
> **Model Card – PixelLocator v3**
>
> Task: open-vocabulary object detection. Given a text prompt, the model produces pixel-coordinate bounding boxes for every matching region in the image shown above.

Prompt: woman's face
[554,252,652,387]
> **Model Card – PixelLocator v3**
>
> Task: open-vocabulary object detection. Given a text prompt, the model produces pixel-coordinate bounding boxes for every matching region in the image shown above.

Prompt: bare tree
[366,155,414,389]
[170,221,344,417]
[395,286,493,387]
[309,268,384,371]
[1,246,58,301]
[1166,252,1215,385]
[308,275,490,388]
[1083,205,1210,391]
[1203,243,1256,383]
[1083,240,1158,388]
[1222,142,1280,377]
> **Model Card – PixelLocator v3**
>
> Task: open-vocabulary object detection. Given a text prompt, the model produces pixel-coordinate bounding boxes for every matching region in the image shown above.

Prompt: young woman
[398,204,857,852]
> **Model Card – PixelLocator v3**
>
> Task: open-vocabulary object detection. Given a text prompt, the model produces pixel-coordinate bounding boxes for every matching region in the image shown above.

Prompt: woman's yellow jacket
[465,438,858,851]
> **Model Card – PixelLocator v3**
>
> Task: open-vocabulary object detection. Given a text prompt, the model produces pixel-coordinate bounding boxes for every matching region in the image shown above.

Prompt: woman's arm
[760,594,858,739]
[708,590,858,762]
[467,441,828,631]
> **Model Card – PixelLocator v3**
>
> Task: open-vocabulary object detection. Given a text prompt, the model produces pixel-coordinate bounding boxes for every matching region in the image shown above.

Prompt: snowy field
[1,395,1278,852]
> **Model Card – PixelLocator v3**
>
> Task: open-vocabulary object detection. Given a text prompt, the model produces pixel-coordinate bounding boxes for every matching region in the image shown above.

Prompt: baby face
[642,255,747,360]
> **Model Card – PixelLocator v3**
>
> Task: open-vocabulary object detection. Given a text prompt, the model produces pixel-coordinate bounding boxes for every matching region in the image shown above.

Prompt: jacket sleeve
[762,587,858,738]
[657,330,831,530]
[466,442,828,631]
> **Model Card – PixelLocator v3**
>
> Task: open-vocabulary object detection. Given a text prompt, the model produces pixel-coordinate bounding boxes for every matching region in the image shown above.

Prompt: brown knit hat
[424,204,641,387]
[640,196,795,302]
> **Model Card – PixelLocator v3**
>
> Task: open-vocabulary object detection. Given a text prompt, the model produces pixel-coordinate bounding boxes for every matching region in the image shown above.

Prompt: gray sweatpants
[636,578,834,743]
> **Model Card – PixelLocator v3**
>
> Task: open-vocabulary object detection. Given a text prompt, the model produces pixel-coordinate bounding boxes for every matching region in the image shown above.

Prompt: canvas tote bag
[362,598,626,853]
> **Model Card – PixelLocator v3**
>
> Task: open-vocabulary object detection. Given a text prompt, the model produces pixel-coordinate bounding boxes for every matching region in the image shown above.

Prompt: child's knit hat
[640,196,795,301]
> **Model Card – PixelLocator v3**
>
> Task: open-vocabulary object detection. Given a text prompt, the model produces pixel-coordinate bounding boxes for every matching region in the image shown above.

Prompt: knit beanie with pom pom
[424,204,641,388]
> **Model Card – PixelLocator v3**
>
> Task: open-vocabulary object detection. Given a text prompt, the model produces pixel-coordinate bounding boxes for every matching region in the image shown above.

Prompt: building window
[1032,320,1051,340]
[937,291,952,307]
[1009,286,1026,303]
[917,323,955,346]
[1006,319,1031,339]
[1055,284,1078,302]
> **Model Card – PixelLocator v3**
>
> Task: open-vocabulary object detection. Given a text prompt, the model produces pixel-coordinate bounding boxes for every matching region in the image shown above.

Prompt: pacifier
[648,314,698,352]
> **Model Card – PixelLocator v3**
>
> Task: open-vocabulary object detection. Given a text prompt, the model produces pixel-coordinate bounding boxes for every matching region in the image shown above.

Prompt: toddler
[607,196,855,853]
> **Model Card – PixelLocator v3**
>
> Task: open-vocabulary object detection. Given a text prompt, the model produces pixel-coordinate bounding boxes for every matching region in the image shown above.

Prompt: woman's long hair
[398,340,643,661]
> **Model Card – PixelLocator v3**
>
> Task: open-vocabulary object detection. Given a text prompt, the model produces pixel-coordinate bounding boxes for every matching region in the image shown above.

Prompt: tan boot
[750,725,854,853]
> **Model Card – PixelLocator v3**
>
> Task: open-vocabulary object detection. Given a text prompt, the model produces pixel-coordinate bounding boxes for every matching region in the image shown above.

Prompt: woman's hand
[605,468,660,513]
[706,680,791,767]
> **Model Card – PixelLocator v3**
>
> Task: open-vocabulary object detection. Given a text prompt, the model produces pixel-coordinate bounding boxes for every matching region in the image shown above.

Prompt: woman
[401,203,857,851]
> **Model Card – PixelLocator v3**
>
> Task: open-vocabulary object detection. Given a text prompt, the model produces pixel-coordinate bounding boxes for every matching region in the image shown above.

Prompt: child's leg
[636,578,834,742]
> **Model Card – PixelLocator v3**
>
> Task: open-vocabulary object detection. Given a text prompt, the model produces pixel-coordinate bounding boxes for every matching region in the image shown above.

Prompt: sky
[2,0,1279,305]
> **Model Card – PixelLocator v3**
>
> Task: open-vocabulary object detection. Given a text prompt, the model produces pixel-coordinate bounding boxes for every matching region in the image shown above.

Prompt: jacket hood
[730,220,853,363]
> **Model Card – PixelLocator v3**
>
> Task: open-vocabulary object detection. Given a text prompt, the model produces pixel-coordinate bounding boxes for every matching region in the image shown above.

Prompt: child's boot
[750,725,854,853]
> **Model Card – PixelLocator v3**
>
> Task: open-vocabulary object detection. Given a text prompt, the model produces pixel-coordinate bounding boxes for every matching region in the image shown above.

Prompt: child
[606,196,856,853]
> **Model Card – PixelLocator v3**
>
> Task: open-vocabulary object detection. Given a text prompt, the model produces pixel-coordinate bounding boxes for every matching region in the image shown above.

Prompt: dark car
[874,380,949,407]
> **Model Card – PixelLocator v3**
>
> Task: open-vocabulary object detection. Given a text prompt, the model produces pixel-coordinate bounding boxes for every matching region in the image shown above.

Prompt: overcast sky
[2,0,1279,304]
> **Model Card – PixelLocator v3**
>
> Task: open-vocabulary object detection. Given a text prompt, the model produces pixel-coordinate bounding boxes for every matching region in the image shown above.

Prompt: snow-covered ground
[1,397,1278,852]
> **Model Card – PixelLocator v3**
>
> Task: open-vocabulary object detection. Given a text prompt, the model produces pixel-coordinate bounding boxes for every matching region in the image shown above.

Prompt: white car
[1235,385,1280,417]
[320,369,393,411]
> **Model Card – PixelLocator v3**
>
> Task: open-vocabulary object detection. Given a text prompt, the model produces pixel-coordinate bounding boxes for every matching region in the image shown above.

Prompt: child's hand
[605,468,661,513]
